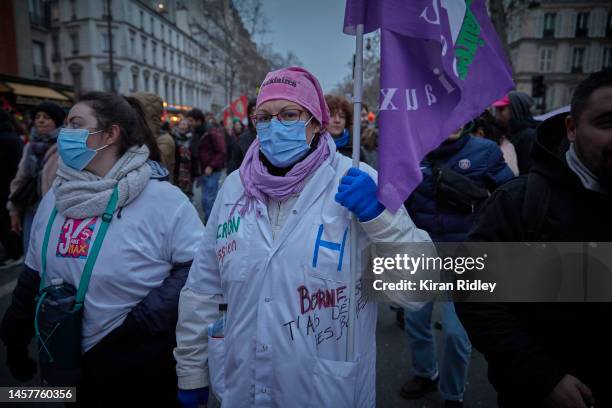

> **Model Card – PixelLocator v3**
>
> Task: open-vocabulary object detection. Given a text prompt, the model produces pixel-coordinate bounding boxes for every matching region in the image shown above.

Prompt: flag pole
[347,23,364,362]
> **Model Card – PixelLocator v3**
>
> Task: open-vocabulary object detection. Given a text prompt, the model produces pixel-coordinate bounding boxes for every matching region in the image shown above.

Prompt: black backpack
[432,161,490,214]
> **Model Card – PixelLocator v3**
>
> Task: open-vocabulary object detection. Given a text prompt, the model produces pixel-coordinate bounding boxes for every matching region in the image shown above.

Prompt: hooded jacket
[405,133,514,242]
[507,91,540,174]
[456,113,612,407]
[131,92,175,181]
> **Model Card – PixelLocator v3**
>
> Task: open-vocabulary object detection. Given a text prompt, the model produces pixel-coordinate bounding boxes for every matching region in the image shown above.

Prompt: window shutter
[554,11,564,38]
[588,8,606,37]
[565,46,573,73]
[584,46,592,73]
[591,43,603,72]
[566,10,577,38]
[535,10,544,38]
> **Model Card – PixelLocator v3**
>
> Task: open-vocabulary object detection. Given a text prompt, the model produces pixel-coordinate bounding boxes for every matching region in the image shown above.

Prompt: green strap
[39,208,58,292]
[40,186,119,310]
[74,186,118,309]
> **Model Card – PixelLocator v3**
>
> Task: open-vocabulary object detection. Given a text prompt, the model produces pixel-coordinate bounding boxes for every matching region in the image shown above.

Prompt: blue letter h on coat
[312,224,348,272]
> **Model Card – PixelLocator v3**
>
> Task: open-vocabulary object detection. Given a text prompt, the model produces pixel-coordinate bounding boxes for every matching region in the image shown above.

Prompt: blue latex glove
[177,387,209,408]
[335,167,385,222]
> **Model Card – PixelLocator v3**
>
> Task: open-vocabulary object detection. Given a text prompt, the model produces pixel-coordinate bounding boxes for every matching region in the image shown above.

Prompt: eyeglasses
[251,108,310,129]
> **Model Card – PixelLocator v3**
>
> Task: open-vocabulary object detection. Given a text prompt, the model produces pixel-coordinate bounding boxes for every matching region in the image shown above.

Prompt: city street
[0,0,609,406]
[0,262,497,408]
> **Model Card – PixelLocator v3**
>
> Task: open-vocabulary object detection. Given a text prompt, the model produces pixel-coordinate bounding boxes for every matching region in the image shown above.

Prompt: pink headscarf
[256,66,330,126]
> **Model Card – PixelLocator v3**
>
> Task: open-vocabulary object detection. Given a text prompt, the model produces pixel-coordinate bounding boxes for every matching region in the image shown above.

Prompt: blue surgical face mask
[57,128,109,171]
[257,117,314,168]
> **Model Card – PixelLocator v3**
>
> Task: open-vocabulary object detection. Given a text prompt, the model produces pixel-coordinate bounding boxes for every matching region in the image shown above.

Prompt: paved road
[0,263,497,407]
[375,303,497,407]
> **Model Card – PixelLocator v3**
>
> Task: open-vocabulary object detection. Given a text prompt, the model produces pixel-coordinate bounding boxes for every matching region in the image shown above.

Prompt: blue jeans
[404,301,471,401]
[201,171,222,224]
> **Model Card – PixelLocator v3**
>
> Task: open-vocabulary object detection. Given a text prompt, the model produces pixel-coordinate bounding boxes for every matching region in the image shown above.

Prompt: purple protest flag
[344,0,514,212]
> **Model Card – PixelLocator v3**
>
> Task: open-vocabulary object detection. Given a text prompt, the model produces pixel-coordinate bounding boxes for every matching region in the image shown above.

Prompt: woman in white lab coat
[1,92,203,407]
[175,67,430,408]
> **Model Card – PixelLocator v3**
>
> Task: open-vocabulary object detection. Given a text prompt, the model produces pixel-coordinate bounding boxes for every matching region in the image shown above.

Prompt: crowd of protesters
[0,66,609,408]
[0,94,262,262]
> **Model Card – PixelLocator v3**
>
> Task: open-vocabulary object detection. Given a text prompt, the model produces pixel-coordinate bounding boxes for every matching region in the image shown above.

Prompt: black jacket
[225,131,243,175]
[456,114,612,407]
[189,124,207,177]
[238,128,256,160]
[509,122,536,175]
[508,92,539,174]
[0,127,23,200]
[0,262,190,368]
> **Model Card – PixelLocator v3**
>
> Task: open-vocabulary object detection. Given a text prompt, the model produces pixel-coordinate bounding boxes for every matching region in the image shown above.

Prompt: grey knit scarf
[53,145,152,219]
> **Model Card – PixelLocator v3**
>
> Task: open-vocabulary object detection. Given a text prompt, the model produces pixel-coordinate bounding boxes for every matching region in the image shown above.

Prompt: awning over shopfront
[0,75,75,112]
[5,82,71,106]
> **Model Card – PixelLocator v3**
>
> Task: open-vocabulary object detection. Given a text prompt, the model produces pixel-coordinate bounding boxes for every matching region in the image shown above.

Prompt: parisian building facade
[505,0,612,112]
[3,0,265,113]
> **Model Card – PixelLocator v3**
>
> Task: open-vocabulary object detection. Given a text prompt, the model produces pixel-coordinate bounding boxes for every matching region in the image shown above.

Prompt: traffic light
[532,75,545,98]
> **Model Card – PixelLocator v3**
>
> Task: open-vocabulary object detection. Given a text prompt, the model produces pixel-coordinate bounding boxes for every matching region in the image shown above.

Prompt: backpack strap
[522,172,550,241]
[39,208,58,291]
[39,186,119,310]
[74,186,118,310]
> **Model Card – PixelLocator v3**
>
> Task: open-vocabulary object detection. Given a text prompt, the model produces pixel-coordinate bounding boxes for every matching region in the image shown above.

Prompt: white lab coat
[175,137,431,407]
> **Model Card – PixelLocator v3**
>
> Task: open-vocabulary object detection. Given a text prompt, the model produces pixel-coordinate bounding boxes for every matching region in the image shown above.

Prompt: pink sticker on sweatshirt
[56,217,98,259]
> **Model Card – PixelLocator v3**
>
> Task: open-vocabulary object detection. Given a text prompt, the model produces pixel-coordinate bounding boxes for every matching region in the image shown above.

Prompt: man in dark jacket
[0,108,23,267]
[198,126,226,224]
[456,68,612,408]
[400,126,514,407]
[186,108,207,179]
[406,127,515,242]
[493,91,540,174]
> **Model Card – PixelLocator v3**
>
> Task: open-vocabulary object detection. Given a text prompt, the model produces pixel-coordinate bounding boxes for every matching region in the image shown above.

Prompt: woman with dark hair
[8,101,65,253]
[0,92,203,406]
[474,110,519,176]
